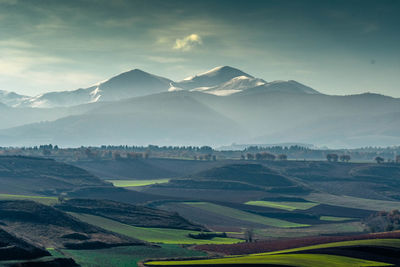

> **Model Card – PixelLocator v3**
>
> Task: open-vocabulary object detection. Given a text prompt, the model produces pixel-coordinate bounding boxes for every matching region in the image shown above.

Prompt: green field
[145,253,391,266]
[183,202,309,228]
[245,200,318,211]
[70,212,242,244]
[0,193,58,205]
[54,245,207,267]
[306,193,400,211]
[254,222,365,239]
[106,179,170,187]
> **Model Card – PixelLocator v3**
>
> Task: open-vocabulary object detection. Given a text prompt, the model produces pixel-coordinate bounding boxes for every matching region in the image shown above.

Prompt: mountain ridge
[1,66,321,108]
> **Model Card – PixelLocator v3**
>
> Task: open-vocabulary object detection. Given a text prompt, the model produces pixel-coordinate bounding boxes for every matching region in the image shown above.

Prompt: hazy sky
[0,0,399,97]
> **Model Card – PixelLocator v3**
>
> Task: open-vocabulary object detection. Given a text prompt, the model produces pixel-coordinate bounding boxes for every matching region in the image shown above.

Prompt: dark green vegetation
[56,198,205,230]
[57,245,206,267]
[0,200,144,249]
[70,213,241,245]
[0,228,50,261]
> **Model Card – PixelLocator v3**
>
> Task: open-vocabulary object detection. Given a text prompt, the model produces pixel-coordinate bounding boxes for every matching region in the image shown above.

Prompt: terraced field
[70,212,242,245]
[145,239,400,266]
[183,202,309,228]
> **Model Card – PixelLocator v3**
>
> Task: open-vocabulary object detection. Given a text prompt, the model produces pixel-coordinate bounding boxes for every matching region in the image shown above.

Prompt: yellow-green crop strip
[254,238,400,256]
[0,193,58,205]
[183,202,309,228]
[146,253,392,266]
[106,179,170,187]
[245,200,318,211]
[70,212,242,245]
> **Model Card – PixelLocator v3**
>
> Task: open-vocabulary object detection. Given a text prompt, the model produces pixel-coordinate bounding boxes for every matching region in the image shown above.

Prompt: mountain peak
[176,66,253,90]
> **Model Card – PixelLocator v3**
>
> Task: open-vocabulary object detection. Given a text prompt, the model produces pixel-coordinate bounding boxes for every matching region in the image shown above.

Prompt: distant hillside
[0,200,144,249]
[0,156,108,195]
[190,164,294,187]
[155,163,309,194]
[56,198,206,231]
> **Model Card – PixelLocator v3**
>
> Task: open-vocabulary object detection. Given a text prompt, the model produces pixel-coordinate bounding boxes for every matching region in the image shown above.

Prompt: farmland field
[145,253,391,266]
[258,238,400,255]
[305,193,400,211]
[146,239,400,266]
[70,212,242,244]
[58,245,207,267]
[254,222,365,239]
[0,193,58,205]
[106,179,170,187]
[319,216,354,222]
[183,202,309,228]
[245,200,318,211]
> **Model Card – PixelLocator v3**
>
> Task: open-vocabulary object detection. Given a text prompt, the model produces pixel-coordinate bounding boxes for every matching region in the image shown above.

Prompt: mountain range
[0,66,399,148]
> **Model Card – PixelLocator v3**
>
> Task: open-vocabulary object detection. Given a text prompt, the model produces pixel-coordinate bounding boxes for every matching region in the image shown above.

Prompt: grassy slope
[245,200,318,211]
[0,193,58,205]
[254,222,364,239]
[107,179,170,187]
[306,193,400,211]
[183,202,309,228]
[55,245,206,267]
[70,213,242,245]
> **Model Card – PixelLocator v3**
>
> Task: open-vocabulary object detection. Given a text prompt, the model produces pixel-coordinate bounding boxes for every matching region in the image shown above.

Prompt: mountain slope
[16,69,172,108]
[236,80,321,96]
[171,66,253,91]
[0,91,245,147]
[0,90,28,107]
[1,90,400,147]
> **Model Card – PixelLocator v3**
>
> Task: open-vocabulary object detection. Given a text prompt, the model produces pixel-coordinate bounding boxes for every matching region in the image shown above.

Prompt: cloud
[147,56,185,63]
[173,34,202,51]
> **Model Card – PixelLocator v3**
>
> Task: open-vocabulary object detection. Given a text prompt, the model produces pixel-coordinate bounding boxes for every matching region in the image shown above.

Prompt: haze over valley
[1,66,399,148]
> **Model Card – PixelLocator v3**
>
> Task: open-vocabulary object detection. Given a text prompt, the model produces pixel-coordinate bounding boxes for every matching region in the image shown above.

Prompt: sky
[0,0,399,97]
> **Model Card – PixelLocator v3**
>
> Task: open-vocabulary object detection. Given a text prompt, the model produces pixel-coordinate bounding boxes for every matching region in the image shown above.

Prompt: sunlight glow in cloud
[173,34,202,51]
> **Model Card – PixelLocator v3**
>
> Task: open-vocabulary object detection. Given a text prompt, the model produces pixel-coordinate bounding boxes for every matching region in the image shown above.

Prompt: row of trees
[241,152,287,161]
[326,154,351,162]
[193,154,217,161]
[327,153,400,164]
[365,210,400,232]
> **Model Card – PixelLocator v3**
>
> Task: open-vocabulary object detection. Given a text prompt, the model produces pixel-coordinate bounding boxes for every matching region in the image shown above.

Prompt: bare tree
[340,155,351,162]
[327,153,338,162]
[245,228,254,243]
[278,154,288,161]
[375,156,384,164]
